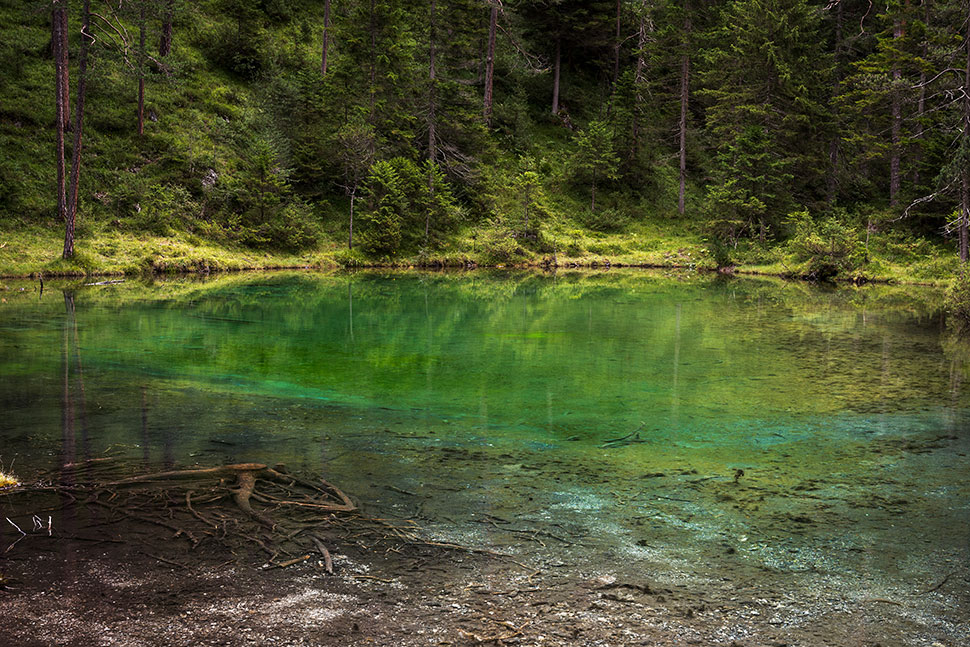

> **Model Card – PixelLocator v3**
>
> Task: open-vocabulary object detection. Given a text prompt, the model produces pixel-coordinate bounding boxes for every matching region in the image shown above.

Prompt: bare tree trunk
[64,0,91,260]
[369,0,377,116]
[428,0,437,164]
[483,3,498,124]
[159,0,174,57]
[591,180,596,213]
[321,0,331,76]
[913,0,929,186]
[53,3,68,229]
[962,12,970,263]
[349,188,356,250]
[827,0,843,203]
[426,0,438,245]
[613,0,621,86]
[962,176,969,264]
[138,3,146,137]
[890,16,905,207]
[677,5,690,216]
[632,4,649,158]
[523,186,531,232]
[552,36,561,116]
[55,7,71,131]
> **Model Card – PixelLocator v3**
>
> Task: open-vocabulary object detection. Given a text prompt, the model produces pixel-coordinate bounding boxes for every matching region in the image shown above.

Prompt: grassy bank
[1,216,959,287]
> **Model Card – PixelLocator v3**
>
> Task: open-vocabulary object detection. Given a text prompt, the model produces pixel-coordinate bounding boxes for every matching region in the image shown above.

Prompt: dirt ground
[0,511,965,647]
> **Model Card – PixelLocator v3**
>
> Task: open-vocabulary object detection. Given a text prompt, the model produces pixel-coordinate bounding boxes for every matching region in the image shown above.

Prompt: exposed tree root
[2,462,504,574]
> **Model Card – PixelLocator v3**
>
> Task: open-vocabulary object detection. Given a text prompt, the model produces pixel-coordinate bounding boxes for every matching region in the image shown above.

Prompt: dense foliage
[0,0,968,274]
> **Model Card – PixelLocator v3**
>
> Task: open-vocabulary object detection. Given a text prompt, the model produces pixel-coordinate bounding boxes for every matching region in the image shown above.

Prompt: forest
[1,0,969,282]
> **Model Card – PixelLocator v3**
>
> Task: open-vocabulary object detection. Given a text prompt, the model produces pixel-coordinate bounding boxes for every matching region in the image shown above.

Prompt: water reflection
[0,272,965,589]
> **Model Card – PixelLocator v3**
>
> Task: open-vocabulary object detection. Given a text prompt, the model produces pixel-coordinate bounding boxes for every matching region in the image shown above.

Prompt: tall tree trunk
[428,0,437,164]
[321,0,331,76]
[827,0,843,203]
[138,3,146,137]
[159,0,174,57]
[962,175,969,264]
[64,0,91,260]
[523,186,531,232]
[426,0,437,244]
[890,16,905,207]
[961,11,970,264]
[913,0,929,186]
[552,36,561,116]
[483,3,498,124]
[632,4,648,158]
[54,7,70,131]
[369,0,377,120]
[591,180,596,213]
[53,3,68,229]
[677,4,691,216]
[349,188,356,250]
[613,0,621,86]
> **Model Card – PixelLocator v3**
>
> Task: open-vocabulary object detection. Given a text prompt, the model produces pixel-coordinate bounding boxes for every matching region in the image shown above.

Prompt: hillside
[0,0,967,282]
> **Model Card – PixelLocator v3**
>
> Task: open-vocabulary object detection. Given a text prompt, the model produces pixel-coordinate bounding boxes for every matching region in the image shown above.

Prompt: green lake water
[1,270,968,631]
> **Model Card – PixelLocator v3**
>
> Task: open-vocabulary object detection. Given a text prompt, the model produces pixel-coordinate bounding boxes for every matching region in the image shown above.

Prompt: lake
[0,269,967,644]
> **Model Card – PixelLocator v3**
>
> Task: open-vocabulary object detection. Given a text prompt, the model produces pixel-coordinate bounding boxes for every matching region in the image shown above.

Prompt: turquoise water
[0,270,968,610]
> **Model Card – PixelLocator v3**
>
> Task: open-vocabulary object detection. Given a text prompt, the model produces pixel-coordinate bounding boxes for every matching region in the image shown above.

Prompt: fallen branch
[269,554,312,569]
[311,535,334,574]
[458,620,531,644]
[918,571,956,595]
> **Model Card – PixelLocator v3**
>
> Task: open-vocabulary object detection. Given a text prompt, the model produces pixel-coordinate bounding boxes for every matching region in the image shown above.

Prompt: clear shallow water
[1,270,968,617]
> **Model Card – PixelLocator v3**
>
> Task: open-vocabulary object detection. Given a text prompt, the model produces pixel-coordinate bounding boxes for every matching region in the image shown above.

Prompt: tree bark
[552,36,561,116]
[677,3,691,216]
[321,0,331,76]
[159,0,174,57]
[349,188,356,250]
[632,4,648,158]
[613,0,621,86]
[827,0,843,203]
[962,175,969,264]
[426,0,438,244]
[428,0,437,164]
[138,3,146,137]
[54,7,70,131]
[913,0,929,186]
[890,15,905,207]
[64,0,91,260]
[369,0,377,117]
[961,10,970,263]
[53,3,68,230]
[483,3,498,124]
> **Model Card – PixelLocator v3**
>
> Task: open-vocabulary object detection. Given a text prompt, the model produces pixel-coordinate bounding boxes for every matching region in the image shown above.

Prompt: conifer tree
[699,0,832,240]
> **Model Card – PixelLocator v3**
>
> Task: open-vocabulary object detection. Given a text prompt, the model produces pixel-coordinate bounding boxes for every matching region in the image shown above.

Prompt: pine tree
[699,0,832,240]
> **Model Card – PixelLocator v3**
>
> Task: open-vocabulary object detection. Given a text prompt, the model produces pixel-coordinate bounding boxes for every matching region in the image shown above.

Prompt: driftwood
[599,424,649,449]
[2,461,505,573]
[107,463,356,525]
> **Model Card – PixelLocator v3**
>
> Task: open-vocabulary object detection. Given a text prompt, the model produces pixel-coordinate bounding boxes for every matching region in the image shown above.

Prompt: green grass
[1,213,961,286]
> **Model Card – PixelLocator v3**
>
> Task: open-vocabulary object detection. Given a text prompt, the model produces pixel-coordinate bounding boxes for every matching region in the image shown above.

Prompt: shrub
[785,210,865,281]
[478,224,527,265]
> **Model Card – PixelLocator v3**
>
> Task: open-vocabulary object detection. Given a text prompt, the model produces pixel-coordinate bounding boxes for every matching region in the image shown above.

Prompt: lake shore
[1,492,964,647]
[0,226,957,287]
